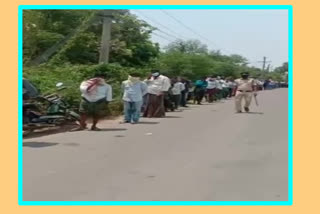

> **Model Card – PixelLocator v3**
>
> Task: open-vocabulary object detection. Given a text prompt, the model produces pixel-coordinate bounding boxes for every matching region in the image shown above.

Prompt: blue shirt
[121,80,148,102]
[195,80,208,89]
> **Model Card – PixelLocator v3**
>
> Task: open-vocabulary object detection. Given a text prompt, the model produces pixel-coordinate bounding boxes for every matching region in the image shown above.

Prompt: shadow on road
[23,124,78,139]
[165,116,182,118]
[247,112,264,115]
[23,142,59,148]
[95,128,127,131]
[138,121,159,125]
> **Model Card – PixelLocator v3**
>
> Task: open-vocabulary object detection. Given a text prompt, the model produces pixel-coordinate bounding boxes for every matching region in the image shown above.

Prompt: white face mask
[152,72,160,77]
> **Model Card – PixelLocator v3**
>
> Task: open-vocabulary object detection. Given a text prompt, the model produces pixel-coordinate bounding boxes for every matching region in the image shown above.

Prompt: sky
[130,9,288,69]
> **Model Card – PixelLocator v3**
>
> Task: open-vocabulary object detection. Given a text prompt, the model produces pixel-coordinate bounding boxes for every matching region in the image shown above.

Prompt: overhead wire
[133,9,188,41]
[133,9,258,64]
[160,9,249,57]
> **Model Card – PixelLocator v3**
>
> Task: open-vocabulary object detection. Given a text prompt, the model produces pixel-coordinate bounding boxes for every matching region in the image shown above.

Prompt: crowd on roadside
[75,69,286,131]
[22,69,287,133]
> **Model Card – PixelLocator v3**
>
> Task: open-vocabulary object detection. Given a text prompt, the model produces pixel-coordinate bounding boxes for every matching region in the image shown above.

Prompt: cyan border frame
[18,4,293,206]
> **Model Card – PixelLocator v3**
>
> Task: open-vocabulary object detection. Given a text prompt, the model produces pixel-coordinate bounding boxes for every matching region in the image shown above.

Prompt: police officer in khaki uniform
[234,72,257,113]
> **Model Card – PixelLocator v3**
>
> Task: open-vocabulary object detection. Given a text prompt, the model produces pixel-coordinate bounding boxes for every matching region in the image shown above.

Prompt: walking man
[121,72,147,124]
[143,70,171,118]
[75,73,112,131]
[234,71,257,113]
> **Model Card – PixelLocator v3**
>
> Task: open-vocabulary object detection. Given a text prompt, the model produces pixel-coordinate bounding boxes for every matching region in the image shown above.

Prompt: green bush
[23,63,145,116]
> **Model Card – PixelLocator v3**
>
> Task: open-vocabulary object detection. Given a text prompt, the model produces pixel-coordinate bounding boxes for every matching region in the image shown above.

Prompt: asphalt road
[23,89,288,201]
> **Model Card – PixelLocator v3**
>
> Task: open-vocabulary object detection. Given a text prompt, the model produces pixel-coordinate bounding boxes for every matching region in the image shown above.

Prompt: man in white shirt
[143,70,171,118]
[215,76,223,100]
[171,77,185,109]
[206,76,217,103]
[220,77,229,99]
[74,73,112,131]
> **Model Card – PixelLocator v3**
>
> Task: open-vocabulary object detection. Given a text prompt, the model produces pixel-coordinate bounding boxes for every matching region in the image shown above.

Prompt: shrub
[23,63,145,116]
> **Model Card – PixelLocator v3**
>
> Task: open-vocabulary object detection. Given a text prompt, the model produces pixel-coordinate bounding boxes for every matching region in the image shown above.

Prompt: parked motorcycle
[23,80,80,134]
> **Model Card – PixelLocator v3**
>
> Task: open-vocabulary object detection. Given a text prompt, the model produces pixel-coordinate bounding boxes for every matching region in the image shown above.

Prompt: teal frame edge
[18,4,293,206]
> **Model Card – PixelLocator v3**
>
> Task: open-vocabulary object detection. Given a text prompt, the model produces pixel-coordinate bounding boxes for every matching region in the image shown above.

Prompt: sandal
[91,126,102,131]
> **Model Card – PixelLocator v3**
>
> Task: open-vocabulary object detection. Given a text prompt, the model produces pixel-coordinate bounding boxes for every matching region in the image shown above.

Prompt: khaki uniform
[234,78,256,112]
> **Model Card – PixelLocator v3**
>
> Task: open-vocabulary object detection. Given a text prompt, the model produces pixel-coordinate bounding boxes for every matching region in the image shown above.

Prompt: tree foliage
[23,10,288,115]
[23,10,160,67]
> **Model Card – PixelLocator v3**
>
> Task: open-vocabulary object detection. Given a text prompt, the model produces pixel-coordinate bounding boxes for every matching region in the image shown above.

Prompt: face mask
[152,72,160,77]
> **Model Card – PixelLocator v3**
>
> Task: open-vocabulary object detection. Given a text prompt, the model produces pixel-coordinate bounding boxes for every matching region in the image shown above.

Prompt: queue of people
[73,70,263,131]
[192,76,237,105]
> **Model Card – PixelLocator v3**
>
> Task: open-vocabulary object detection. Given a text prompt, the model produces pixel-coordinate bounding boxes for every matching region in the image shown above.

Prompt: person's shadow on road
[137,121,159,125]
[246,112,264,115]
[23,142,59,148]
[95,128,127,131]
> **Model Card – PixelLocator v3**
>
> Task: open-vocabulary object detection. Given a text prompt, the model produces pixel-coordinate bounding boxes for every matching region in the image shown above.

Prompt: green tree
[274,62,288,73]
[23,10,92,64]
[165,39,208,54]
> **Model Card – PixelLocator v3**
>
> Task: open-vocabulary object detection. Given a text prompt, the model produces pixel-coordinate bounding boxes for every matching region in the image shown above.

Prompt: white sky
[130,9,288,68]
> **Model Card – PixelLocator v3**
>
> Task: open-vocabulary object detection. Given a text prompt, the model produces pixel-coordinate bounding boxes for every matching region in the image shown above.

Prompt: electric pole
[258,56,271,72]
[99,10,114,64]
[266,64,270,72]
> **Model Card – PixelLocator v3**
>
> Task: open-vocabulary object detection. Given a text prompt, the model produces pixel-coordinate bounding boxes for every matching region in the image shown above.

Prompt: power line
[160,10,216,44]
[135,9,229,53]
[134,9,257,66]
[156,29,180,40]
[160,9,239,55]
[133,10,187,41]
[152,32,175,43]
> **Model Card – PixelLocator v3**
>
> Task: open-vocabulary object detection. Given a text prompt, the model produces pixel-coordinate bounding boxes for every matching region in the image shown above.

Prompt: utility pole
[99,10,114,64]
[266,64,271,72]
[258,56,271,72]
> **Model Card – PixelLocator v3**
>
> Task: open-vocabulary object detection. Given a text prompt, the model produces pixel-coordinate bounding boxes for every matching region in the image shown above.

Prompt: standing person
[121,72,147,124]
[180,78,190,107]
[231,78,238,96]
[171,77,185,109]
[234,71,257,113]
[143,70,171,118]
[220,77,229,99]
[226,78,235,98]
[74,73,112,131]
[215,76,223,100]
[194,77,208,105]
[167,82,175,111]
[206,76,217,103]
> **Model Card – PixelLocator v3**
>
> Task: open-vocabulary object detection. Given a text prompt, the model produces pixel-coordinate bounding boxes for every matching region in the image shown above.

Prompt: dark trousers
[228,88,233,97]
[194,88,205,104]
[164,92,174,111]
[172,94,181,109]
[180,91,187,107]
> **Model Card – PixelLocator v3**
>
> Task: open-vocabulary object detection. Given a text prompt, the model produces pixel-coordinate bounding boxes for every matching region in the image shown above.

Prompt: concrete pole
[99,10,113,64]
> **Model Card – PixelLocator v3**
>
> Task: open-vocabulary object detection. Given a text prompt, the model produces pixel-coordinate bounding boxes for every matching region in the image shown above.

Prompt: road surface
[23,89,288,201]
